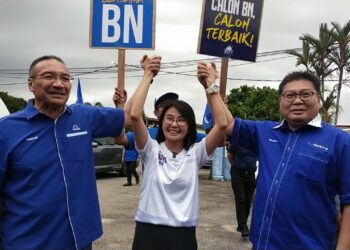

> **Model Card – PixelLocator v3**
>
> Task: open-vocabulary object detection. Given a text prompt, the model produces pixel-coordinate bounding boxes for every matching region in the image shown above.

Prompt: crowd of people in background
[0,54,349,250]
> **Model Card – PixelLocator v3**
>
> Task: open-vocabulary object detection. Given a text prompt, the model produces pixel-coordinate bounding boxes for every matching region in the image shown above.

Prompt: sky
[1,0,350,125]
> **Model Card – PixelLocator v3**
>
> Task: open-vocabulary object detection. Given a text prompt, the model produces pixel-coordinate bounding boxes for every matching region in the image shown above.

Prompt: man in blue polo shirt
[0,55,137,249]
[224,71,350,249]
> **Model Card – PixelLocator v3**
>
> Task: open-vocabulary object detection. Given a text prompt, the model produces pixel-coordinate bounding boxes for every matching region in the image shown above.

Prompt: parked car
[93,137,125,175]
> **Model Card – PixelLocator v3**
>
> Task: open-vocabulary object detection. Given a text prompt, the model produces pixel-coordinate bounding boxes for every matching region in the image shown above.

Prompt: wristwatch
[206,84,219,94]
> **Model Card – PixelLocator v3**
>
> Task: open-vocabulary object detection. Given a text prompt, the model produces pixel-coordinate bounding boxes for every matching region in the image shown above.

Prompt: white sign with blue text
[90,0,155,49]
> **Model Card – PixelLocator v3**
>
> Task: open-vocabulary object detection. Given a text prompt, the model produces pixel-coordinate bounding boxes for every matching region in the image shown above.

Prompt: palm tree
[300,23,335,95]
[287,40,313,72]
[319,87,337,123]
[328,20,350,125]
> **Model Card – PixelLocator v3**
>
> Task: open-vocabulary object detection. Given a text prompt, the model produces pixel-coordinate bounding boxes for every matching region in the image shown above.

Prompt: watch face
[213,85,219,91]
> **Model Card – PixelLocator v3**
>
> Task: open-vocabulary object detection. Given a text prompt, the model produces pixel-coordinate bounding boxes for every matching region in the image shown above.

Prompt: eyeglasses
[281,90,318,103]
[164,115,187,126]
[30,72,74,83]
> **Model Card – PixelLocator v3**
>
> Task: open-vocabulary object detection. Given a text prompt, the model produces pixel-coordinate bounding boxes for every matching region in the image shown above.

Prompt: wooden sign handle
[219,57,228,98]
[117,49,125,91]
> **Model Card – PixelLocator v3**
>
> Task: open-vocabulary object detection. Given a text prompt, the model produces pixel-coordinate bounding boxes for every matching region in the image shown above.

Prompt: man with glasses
[0,55,133,249]
[224,71,350,249]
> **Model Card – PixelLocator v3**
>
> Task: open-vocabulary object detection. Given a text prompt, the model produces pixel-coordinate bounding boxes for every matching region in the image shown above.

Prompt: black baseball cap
[154,92,179,110]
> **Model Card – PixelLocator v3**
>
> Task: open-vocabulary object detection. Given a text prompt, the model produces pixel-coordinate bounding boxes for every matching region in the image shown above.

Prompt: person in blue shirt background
[227,144,257,238]
[123,129,140,186]
[222,70,350,249]
[0,55,133,250]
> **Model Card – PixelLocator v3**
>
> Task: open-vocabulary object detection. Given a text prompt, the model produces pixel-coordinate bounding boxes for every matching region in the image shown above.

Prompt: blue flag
[76,78,84,104]
[202,102,213,130]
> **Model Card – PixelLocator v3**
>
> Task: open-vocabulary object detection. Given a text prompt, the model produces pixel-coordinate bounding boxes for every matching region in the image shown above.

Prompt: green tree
[227,85,280,121]
[0,92,26,113]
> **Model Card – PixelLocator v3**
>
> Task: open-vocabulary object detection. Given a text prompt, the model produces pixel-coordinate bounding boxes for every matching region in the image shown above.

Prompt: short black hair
[278,71,321,95]
[29,55,65,75]
[156,100,197,150]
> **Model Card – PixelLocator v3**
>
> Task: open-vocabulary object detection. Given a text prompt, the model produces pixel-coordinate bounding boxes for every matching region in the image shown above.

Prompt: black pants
[230,165,256,229]
[125,161,139,184]
[132,222,197,250]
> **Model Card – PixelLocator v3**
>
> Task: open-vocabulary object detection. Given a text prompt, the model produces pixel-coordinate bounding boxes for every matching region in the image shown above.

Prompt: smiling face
[161,107,189,142]
[279,79,321,130]
[28,59,71,115]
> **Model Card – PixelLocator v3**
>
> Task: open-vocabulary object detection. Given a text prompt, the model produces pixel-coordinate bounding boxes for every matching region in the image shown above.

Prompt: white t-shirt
[135,136,209,227]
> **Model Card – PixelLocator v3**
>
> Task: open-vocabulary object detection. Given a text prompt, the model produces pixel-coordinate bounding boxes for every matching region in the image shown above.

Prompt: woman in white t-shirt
[125,55,228,250]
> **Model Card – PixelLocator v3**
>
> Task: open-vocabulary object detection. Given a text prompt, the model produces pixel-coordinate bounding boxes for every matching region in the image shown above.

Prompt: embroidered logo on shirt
[308,142,328,151]
[158,151,167,166]
[72,124,80,131]
[26,136,38,141]
[268,138,278,143]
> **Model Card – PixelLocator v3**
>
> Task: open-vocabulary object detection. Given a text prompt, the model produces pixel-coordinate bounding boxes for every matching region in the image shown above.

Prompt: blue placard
[90,0,155,49]
[198,0,264,62]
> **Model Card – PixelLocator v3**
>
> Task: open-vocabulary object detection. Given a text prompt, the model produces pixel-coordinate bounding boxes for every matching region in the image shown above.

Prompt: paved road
[93,169,252,250]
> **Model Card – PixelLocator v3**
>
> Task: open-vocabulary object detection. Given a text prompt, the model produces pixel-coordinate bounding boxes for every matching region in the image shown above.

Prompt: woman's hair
[156,100,197,150]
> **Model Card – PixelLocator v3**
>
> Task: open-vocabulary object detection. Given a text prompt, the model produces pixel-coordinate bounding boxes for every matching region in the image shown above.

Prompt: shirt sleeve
[86,106,125,138]
[196,138,210,169]
[338,136,350,205]
[230,117,258,155]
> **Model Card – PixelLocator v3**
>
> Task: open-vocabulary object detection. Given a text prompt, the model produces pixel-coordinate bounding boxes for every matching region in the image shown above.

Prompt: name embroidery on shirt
[158,151,167,166]
[308,142,328,151]
[268,138,278,143]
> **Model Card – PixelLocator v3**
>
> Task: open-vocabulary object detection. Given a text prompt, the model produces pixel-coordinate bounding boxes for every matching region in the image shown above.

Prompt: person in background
[224,70,350,249]
[124,55,227,250]
[0,55,130,249]
[227,143,257,238]
[122,128,140,186]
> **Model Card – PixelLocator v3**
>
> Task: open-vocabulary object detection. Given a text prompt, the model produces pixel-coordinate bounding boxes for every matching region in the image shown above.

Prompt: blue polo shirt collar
[25,99,71,120]
[273,114,322,130]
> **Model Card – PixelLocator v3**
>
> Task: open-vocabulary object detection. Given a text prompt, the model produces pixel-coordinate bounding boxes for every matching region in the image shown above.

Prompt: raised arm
[128,55,161,150]
[197,62,227,155]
